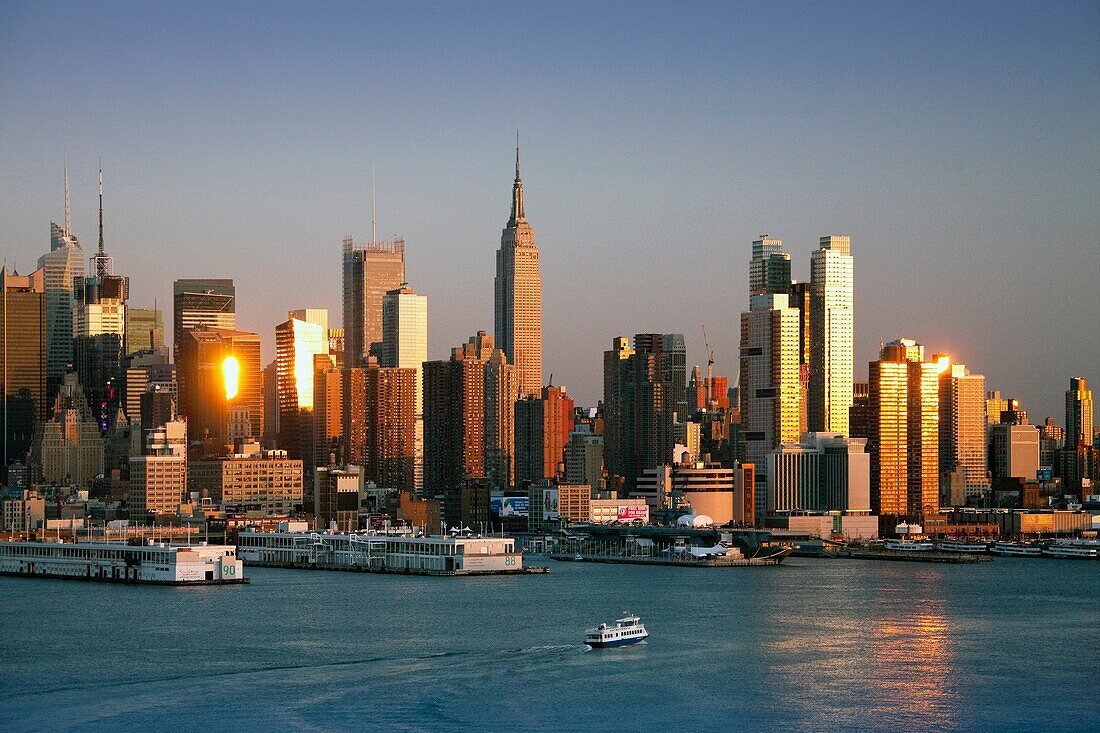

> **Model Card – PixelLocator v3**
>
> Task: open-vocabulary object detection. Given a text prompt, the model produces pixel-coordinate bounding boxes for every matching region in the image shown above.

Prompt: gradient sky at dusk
[1,1,1097,419]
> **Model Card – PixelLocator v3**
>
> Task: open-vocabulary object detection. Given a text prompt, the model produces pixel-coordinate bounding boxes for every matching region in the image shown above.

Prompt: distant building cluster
[2,153,1097,540]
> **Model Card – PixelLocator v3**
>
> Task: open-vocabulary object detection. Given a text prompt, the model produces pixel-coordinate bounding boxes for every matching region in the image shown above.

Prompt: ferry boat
[0,540,246,585]
[884,539,934,552]
[989,541,1041,557]
[1042,542,1100,560]
[585,613,648,648]
[934,540,989,554]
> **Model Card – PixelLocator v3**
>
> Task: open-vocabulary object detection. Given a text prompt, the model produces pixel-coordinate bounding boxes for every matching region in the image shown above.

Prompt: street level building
[189,448,303,515]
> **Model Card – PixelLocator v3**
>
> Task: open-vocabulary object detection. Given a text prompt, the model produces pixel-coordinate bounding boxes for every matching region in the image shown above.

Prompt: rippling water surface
[1,556,1096,731]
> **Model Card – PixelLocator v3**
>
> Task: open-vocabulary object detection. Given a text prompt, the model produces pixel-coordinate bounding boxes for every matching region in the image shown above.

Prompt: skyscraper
[739,294,801,521]
[124,307,164,356]
[937,358,988,499]
[808,235,854,435]
[515,385,574,485]
[381,284,427,489]
[173,279,235,442]
[173,279,235,360]
[274,313,327,460]
[1065,377,1093,449]
[312,355,342,469]
[788,280,812,433]
[39,162,85,404]
[30,371,103,490]
[602,334,686,494]
[2,266,47,478]
[177,327,261,455]
[749,235,792,296]
[867,338,940,520]
[423,332,518,494]
[341,236,404,367]
[71,167,128,432]
[364,363,417,491]
[494,142,542,395]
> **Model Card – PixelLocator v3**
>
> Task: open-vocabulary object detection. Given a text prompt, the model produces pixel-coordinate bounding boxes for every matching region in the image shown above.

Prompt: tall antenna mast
[64,146,72,234]
[92,160,113,278]
[371,167,377,243]
[97,161,104,257]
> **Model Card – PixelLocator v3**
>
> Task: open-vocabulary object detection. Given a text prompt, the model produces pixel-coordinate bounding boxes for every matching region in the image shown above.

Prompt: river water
[1,556,1096,732]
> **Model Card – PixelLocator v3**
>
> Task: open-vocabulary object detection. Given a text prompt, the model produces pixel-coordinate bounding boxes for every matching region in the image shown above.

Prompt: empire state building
[494,143,542,395]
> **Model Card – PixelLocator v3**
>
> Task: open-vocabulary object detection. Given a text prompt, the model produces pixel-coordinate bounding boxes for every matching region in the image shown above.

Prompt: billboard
[1037,467,1053,481]
[543,489,559,521]
[499,495,529,517]
[617,505,649,523]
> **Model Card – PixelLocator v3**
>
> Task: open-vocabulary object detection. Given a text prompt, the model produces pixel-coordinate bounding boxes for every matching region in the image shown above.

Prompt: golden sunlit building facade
[275,313,327,461]
[312,355,342,469]
[868,338,940,520]
[809,235,854,436]
[494,145,542,396]
[177,327,262,455]
[740,293,801,522]
[937,358,988,502]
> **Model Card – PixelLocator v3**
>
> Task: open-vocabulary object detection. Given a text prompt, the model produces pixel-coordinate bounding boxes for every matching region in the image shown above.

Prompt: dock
[237,529,542,577]
[834,548,993,564]
[548,550,789,567]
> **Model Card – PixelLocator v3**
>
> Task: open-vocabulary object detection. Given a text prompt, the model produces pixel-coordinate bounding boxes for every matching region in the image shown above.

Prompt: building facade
[274,314,327,461]
[808,235,854,435]
[381,285,427,489]
[189,450,304,515]
[40,193,85,403]
[129,454,187,517]
[30,372,104,489]
[938,359,988,500]
[341,236,404,368]
[1065,377,1093,449]
[768,432,871,514]
[515,385,574,486]
[177,327,262,454]
[603,334,686,494]
[494,145,542,396]
[364,364,417,492]
[867,338,940,520]
[740,293,801,520]
[124,307,164,356]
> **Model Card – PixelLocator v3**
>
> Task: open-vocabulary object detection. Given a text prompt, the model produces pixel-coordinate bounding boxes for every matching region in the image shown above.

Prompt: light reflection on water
[0,559,1096,732]
[868,607,956,728]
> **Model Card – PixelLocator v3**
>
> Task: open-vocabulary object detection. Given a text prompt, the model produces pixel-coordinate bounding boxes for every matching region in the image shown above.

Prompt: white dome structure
[675,514,714,528]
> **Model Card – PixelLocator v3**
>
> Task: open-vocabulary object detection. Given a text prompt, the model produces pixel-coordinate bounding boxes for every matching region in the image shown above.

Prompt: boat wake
[503,644,585,655]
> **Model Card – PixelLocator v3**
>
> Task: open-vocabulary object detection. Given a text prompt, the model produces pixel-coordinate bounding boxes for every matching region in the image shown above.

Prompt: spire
[64,148,72,235]
[97,162,104,257]
[92,160,113,278]
[509,131,525,226]
[371,167,377,243]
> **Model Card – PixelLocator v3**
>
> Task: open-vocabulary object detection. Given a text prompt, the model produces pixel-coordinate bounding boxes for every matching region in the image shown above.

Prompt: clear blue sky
[2,1,1097,419]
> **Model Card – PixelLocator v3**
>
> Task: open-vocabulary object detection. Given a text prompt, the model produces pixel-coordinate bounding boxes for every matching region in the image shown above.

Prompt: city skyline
[1,2,1097,421]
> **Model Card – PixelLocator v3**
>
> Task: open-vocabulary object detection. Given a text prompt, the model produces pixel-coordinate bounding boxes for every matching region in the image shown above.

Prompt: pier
[833,548,993,564]
[237,529,538,577]
[549,551,788,567]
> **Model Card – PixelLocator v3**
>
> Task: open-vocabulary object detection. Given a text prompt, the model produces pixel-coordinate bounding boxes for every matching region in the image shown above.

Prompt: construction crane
[701,325,715,408]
